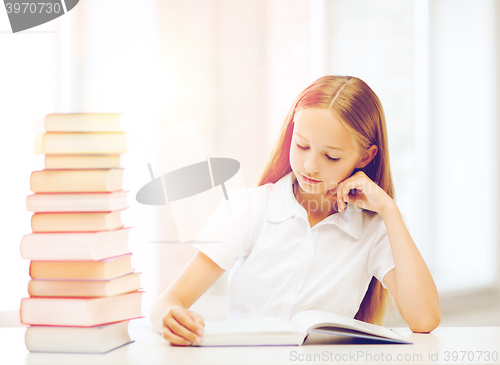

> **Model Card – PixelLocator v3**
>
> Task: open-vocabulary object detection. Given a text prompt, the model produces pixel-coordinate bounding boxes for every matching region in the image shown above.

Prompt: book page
[291,310,410,343]
[304,329,407,345]
[204,316,306,336]
[197,316,308,346]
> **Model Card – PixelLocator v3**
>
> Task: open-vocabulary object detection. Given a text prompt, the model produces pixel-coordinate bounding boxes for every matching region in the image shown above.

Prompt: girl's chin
[297,182,326,194]
[297,182,339,197]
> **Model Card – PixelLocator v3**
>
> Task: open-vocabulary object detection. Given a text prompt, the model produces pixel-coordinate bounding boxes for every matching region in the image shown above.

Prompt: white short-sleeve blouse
[192,172,396,320]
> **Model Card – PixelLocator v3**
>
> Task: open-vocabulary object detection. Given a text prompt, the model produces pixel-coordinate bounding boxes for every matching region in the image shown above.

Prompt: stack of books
[20,113,143,354]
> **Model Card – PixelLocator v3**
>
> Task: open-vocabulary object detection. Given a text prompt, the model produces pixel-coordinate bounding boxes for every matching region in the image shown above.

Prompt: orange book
[30,169,123,193]
[29,254,133,280]
[31,211,124,232]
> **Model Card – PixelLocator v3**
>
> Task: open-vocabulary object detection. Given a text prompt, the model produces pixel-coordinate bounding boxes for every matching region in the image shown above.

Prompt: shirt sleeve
[367,219,393,290]
[367,213,409,289]
[192,187,259,271]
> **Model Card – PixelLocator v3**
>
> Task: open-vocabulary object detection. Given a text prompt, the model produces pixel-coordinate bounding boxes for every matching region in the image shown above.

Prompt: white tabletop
[2,319,500,365]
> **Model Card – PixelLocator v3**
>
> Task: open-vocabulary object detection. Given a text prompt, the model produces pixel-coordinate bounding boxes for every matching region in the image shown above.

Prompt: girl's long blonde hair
[257,75,394,325]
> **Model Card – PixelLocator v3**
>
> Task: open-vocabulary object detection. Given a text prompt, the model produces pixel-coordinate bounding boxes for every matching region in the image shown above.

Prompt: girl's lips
[300,173,321,184]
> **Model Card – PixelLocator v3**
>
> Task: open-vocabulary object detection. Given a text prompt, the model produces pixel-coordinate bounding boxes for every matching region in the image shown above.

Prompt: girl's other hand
[161,306,205,346]
[335,171,394,215]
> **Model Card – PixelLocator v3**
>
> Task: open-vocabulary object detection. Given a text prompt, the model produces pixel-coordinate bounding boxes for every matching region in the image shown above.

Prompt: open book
[194,310,412,346]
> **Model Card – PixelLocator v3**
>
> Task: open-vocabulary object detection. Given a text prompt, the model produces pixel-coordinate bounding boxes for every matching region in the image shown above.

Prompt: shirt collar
[267,172,363,240]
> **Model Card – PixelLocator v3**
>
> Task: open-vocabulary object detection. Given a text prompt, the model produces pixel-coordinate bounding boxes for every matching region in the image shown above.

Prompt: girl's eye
[296,143,308,150]
[296,143,339,162]
[326,155,340,162]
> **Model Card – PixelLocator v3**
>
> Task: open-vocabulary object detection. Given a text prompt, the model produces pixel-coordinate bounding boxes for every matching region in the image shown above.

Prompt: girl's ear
[356,145,378,169]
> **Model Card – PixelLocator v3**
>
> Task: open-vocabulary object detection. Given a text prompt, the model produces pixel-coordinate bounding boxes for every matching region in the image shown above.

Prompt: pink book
[20,227,131,261]
[21,291,143,327]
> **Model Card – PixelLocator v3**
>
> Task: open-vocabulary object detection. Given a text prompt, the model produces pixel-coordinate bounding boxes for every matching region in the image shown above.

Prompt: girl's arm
[335,171,441,333]
[378,202,441,333]
[150,250,226,343]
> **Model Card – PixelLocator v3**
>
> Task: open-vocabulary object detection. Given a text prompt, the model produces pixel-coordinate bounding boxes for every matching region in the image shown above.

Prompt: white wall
[429,0,498,292]
[0,9,56,311]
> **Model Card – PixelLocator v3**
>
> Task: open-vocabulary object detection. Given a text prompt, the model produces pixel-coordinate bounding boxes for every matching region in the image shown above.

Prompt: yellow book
[34,132,127,155]
[45,113,122,132]
[31,211,123,232]
[45,154,122,169]
[30,169,123,193]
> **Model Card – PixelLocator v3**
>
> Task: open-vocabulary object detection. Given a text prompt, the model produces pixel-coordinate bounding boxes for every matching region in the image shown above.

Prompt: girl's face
[289,108,366,197]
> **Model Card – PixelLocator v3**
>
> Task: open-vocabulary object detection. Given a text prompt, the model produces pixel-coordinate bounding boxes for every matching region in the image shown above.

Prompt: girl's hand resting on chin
[330,171,395,215]
[161,306,205,346]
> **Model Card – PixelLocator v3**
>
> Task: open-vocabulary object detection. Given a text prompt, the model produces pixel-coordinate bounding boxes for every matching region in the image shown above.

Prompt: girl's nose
[304,155,320,173]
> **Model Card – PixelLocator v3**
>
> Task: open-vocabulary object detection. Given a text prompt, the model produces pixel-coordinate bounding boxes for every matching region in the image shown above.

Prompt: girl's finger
[346,192,366,209]
[161,325,192,346]
[338,178,362,210]
[336,184,344,210]
[171,307,202,336]
[341,178,366,201]
[165,316,202,345]
[188,310,205,335]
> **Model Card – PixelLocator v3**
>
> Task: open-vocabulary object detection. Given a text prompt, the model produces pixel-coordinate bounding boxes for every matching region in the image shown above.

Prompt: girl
[150,75,441,346]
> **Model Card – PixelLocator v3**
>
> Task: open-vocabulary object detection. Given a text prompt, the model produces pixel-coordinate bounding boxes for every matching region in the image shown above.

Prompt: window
[0,9,56,311]
[3,0,497,318]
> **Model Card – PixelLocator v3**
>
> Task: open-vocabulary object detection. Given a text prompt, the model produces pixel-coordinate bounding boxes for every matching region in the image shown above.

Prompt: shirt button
[292,285,298,292]
[306,250,312,256]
